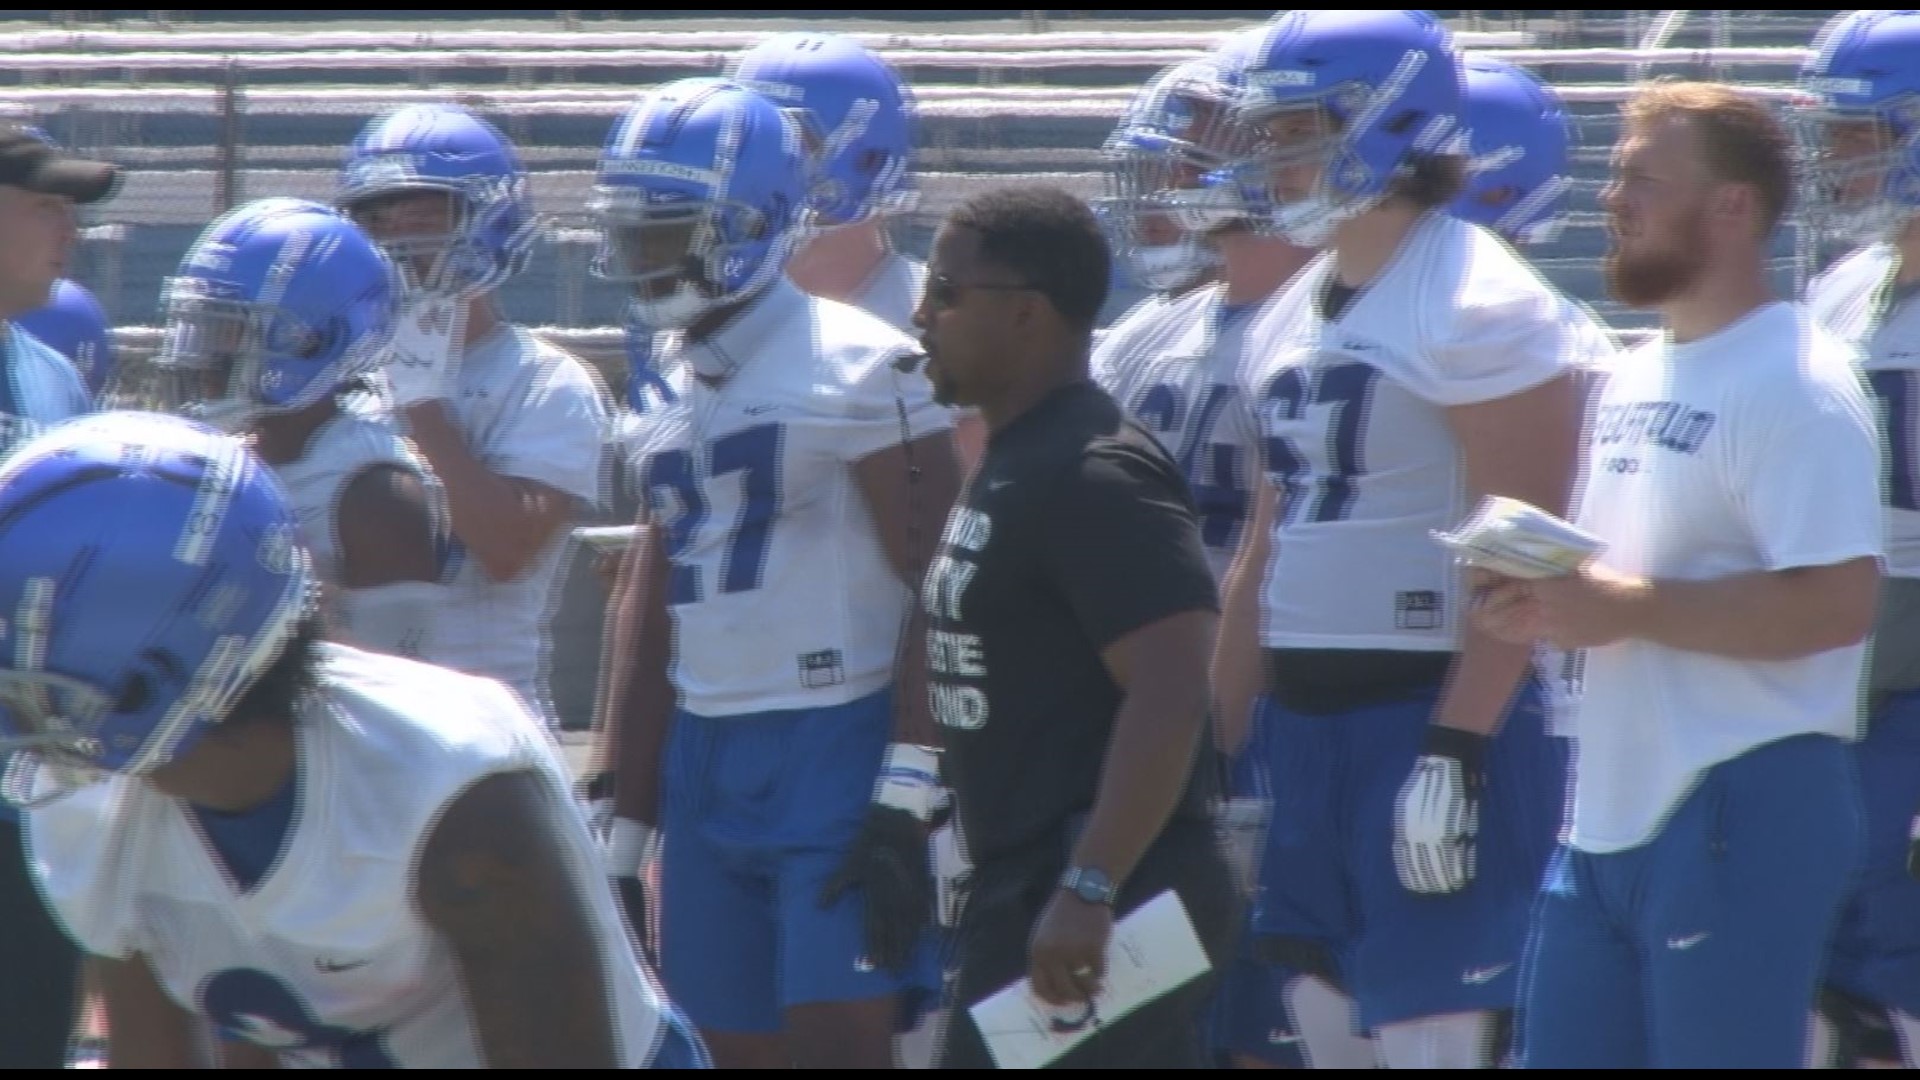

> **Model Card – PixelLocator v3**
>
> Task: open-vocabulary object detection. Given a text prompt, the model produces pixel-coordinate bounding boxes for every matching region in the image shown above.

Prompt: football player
[1,410,706,1068]
[16,278,116,403]
[588,78,961,1068]
[337,103,610,730]
[1092,40,1345,1072]
[1799,10,1920,1068]
[1214,10,1604,1067]
[150,197,447,666]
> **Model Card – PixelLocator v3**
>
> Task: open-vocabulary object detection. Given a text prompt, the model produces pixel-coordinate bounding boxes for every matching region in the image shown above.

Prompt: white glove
[385,296,467,408]
[1392,726,1488,896]
[578,775,659,880]
[1216,795,1272,899]
[605,817,661,881]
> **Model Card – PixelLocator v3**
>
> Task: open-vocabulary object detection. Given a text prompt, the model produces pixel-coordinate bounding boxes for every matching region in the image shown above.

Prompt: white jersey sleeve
[1405,235,1583,407]
[26,645,676,1068]
[456,329,610,510]
[1809,242,1920,579]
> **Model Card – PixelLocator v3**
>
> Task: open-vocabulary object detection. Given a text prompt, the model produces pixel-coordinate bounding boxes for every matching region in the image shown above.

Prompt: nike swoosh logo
[744,404,780,416]
[987,479,1013,492]
[1461,963,1511,985]
[1666,931,1710,951]
[315,958,371,973]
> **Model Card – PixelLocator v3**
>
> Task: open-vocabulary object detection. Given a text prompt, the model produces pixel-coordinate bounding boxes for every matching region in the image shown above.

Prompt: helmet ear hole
[115,671,151,714]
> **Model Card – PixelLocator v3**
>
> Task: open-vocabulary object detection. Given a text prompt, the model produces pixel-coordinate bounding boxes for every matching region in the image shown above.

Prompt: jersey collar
[683,277,806,383]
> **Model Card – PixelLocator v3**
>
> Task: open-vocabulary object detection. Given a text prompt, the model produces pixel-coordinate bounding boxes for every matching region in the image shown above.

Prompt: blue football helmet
[337,104,540,299]
[1798,10,1920,244]
[0,411,311,806]
[1214,9,1466,246]
[590,78,811,331]
[15,278,116,399]
[730,31,918,230]
[1099,58,1245,293]
[1452,56,1574,246]
[153,197,401,433]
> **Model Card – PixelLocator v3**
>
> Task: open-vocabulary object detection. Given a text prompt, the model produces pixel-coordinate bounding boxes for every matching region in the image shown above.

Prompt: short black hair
[946,184,1110,337]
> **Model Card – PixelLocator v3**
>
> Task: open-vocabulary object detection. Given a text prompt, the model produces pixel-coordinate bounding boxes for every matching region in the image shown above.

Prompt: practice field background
[3,8,1845,732]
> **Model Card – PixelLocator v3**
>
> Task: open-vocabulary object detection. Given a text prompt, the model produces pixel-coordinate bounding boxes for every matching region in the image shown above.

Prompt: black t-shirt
[927,380,1222,868]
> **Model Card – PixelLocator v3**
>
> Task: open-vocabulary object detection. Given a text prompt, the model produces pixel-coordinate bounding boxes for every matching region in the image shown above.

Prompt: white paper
[1430,494,1606,580]
[968,890,1212,1070]
[573,524,637,555]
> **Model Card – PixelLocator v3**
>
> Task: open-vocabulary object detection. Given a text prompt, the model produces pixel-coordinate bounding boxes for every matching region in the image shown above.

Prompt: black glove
[818,743,942,974]
[820,804,933,975]
[1393,725,1489,895]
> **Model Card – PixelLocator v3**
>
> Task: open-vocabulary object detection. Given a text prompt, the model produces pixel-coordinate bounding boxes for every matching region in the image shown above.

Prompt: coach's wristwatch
[1059,866,1118,907]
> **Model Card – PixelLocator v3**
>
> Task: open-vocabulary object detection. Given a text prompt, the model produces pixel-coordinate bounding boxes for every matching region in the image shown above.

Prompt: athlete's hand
[818,744,940,974]
[386,296,466,408]
[1393,725,1488,895]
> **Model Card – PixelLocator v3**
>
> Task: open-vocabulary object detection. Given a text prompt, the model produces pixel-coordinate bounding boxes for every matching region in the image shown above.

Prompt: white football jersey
[1809,242,1920,580]
[849,250,928,335]
[420,326,609,725]
[1566,303,1881,852]
[26,645,675,1068]
[1240,214,1615,649]
[1094,284,1265,580]
[274,405,436,586]
[637,279,952,717]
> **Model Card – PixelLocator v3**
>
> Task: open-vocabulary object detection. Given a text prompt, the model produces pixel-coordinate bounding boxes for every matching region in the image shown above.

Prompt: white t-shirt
[1808,242,1920,579]
[1566,301,1882,854]
[412,325,609,725]
[1094,283,1266,581]
[1239,213,1615,648]
[26,645,676,1068]
[635,279,953,717]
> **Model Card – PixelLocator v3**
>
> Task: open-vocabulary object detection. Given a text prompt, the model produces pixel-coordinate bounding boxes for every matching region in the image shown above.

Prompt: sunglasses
[925,272,1040,311]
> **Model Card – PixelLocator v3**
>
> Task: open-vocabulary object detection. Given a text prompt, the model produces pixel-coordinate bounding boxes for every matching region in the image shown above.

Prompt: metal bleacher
[4,9,1845,729]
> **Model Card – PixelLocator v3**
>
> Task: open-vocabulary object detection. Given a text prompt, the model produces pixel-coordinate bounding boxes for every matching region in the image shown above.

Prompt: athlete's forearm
[890,602,940,746]
[402,401,563,581]
[1433,625,1537,737]
[1210,483,1274,755]
[1632,561,1879,661]
[601,528,675,825]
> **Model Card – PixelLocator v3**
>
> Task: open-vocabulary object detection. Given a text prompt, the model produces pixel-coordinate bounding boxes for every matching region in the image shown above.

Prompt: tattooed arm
[415,769,620,1068]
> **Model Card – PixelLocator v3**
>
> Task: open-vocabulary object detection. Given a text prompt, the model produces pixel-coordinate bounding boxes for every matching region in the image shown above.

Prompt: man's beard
[1604,213,1708,309]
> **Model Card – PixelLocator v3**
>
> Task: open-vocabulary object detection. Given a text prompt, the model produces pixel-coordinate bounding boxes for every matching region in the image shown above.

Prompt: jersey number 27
[643,422,785,605]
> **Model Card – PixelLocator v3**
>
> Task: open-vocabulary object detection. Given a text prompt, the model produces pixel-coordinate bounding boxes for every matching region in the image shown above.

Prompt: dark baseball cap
[0,124,120,204]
